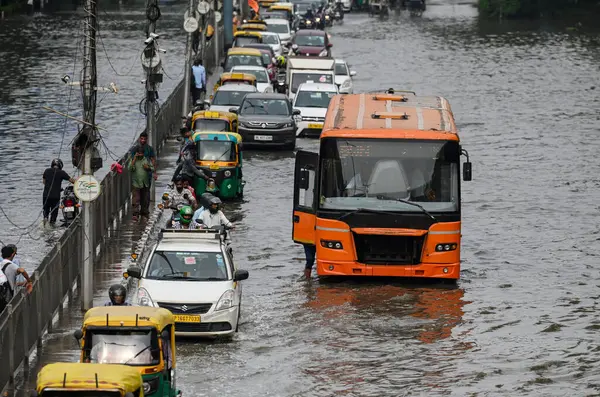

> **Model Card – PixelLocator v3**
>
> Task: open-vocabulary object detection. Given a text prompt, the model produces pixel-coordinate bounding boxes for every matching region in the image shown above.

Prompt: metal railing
[0,36,220,395]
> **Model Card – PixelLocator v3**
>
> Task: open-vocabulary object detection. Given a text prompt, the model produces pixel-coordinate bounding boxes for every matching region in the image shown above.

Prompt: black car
[232,93,300,150]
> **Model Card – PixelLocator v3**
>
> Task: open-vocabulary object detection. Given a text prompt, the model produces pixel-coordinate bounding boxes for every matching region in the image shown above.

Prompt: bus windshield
[319,139,460,213]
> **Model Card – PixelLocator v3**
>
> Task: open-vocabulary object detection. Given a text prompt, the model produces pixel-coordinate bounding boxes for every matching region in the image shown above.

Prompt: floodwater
[4,0,600,395]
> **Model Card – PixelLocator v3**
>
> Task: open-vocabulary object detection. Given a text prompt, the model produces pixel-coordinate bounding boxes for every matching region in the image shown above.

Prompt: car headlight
[137,287,155,307]
[283,122,293,128]
[224,170,232,177]
[316,17,321,22]
[319,49,328,57]
[215,290,235,311]
[435,243,457,252]
[341,79,351,88]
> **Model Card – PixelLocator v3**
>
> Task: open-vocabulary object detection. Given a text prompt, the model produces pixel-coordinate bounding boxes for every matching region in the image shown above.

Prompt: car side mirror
[234,269,249,281]
[73,329,83,341]
[463,162,472,181]
[298,169,309,190]
[293,109,301,115]
[126,266,142,279]
[229,107,238,114]
[327,43,332,47]
[350,70,357,77]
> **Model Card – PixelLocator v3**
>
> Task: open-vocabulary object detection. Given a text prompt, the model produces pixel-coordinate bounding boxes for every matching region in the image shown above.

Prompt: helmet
[180,206,194,224]
[209,196,222,214]
[108,284,127,305]
[51,158,64,169]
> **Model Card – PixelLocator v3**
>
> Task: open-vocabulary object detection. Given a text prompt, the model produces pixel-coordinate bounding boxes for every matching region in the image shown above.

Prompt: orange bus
[292,89,472,280]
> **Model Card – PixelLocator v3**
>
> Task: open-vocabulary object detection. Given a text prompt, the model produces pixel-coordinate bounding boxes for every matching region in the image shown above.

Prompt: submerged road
[4,1,600,395]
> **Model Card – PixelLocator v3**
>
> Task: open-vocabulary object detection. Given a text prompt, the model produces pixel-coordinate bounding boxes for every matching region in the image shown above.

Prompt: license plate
[209,164,220,170]
[64,207,75,212]
[254,135,273,141]
[308,123,323,129]
[173,314,201,323]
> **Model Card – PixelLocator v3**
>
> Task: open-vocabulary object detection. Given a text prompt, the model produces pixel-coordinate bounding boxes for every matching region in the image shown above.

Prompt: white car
[209,84,258,113]
[293,82,338,137]
[259,31,283,56]
[231,65,274,93]
[126,229,249,337]
[334,59,357,94]
[265,18,292,46]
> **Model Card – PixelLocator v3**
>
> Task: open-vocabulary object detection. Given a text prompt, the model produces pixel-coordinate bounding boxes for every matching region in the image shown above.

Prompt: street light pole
[182,0,197,118]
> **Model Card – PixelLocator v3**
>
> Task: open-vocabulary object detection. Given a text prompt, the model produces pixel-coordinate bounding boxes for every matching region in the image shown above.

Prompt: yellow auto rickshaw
[34,363,144,397]
[269,4,294,20]
[213,72,257,93]
[223,47,265,72]
[239,23,268,32]
[232,30,263,48]
[258,0,278,13]
[74,306,178,397]
[191,110,238,133]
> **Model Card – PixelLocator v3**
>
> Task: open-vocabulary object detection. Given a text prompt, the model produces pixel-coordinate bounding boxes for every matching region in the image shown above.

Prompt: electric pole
[143,0,163,201]
[224,0,233,49]
[213,0,221,65]
[182,0,198,118]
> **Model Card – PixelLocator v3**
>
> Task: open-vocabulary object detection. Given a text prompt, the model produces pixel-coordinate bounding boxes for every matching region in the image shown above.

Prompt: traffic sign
[184,9,201,21]
[197,1,210,14]
[184,17,199,33]
[74,175,101,202]
[214,11,222,22]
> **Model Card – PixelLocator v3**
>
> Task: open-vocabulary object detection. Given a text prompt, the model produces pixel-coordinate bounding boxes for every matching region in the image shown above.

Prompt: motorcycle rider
[275,54,286,68]
[104,284,131,306]
[42,158,76,226]
[199,197,233,229]
[165,176,197,210]
[172,143,210,184]
[171,206,205,230]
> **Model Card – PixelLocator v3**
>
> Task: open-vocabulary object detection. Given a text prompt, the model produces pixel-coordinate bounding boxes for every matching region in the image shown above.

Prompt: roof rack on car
[158,228,225,241]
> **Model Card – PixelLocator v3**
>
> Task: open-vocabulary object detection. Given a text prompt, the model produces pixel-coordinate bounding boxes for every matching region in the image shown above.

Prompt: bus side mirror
[463,162,472,181]
[298,169,309,190]
[74,329,83,341]
[126,266,142,279]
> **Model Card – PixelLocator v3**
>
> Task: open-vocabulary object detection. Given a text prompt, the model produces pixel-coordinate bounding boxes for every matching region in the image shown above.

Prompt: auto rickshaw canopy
[82,306,174,331]
[37,363,143,395]
[240,23,267,31]
[192,131,243,144]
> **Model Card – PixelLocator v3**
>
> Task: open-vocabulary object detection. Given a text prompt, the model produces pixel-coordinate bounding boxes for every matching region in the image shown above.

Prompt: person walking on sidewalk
[129,132,157,182]
[191,58,207,104]
[129,145,154,221]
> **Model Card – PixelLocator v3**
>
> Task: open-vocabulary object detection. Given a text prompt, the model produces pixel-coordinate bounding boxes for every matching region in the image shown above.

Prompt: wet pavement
[3,0,600,395]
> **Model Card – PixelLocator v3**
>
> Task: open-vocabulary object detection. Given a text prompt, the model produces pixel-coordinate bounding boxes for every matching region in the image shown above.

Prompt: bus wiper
[336,207,398,221]
[376,195,438,222]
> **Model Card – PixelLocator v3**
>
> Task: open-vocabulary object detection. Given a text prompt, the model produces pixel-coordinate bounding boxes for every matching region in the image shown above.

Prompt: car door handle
[293,215,300,223]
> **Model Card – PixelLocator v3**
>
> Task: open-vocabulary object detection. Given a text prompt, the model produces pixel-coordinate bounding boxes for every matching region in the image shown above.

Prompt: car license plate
[64,207,75,212]
[209,164,220,170]
[308,123,323,129]
[173,314,201,323]
[254,135,273,141]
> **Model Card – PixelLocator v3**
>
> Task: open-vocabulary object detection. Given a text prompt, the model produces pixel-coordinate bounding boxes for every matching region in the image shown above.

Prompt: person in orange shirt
[233,11,240,33]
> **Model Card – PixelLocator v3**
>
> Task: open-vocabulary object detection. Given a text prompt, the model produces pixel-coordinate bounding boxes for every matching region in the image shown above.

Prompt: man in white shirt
[199,197,232,229]
[1,246,32,296]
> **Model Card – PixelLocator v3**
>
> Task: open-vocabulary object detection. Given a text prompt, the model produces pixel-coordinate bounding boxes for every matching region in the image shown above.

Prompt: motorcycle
[298,16,315,29]
[333,1,344,20]
[323,7,334,26]
[60,185,80,226]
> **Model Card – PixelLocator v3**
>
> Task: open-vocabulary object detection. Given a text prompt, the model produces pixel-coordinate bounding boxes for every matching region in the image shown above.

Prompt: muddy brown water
[2,0,600,395]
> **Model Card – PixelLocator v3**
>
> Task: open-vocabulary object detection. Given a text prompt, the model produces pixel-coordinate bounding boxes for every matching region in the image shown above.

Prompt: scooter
[60,185,80,226]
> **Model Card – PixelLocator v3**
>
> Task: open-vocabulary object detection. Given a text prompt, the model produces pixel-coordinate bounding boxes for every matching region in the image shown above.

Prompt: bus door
[293,150,318,245]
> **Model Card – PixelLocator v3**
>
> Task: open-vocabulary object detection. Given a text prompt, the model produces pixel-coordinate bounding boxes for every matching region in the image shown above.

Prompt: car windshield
[225,54,263,70]
[240,98,290,115]
[319,139,460,212]
[335,63,348,75]
[267,23,289,34]
[262,34,279,45]
[197,141,236,162]
[146,250,229,280]
[233,36,259,46]
[295,34,325,47]
[212,89,250,106]
[297,3,312,12]
[88,330,158,366]
[193,118,230,132]
[232,68,269,83]
[294,90,335,108]
[291,73,333,93]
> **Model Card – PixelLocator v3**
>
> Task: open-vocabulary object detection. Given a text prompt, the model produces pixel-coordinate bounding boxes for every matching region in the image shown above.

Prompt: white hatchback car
[265,18,292,46]
[334,59,357,94]
[231,65,274,93]
[259,31,283,56]
[126,229,249,337]
[209,84,258,113]
[293,82,338,138]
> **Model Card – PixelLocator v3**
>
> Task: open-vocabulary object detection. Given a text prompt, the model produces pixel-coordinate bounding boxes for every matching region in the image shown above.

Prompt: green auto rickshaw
[192,130,245,200]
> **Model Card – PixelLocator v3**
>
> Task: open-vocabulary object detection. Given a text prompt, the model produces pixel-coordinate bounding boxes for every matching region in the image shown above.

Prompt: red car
[289,29,332,57]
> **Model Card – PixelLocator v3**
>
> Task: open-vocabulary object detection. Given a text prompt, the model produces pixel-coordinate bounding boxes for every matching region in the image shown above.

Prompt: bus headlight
[435,243,457,252]
[321,240,343,249]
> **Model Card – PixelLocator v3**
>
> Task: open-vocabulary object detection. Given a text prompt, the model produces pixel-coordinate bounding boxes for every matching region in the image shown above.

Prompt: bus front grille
[353,233,425,265]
